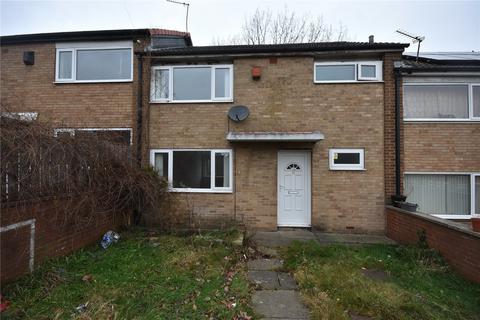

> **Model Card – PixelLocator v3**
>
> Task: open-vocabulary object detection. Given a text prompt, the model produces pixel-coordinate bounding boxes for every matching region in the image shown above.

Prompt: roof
[404,52,480,64]
[0,28,192,45]
[150,41,409,56]
[398,52,480,72]
[150,28,190,38]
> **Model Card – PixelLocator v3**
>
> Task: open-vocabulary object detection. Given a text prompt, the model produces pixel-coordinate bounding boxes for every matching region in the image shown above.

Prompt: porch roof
[226,131,324,142]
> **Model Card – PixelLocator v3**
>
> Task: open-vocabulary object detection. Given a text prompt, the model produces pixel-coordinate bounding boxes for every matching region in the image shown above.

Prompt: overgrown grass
[2,230,253,319]
[282,241,480,320]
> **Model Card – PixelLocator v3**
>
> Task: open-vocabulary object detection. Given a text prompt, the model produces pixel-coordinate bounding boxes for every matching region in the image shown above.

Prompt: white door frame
[277,150,312,227]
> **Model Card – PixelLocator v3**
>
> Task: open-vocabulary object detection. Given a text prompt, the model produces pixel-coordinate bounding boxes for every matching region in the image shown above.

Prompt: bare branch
[219,7,348,45]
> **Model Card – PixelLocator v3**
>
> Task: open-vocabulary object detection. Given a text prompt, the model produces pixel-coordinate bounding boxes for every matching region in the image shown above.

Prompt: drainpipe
[135,54,143,167]
[392,68,406,203]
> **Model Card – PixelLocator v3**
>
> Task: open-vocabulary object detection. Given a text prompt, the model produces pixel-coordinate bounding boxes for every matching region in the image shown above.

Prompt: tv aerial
[396,29,425,61]
[166,0,190,32]
[228,105,250,122]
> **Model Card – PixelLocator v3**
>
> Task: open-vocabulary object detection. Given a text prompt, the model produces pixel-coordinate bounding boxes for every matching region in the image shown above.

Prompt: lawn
[2,230,253,319]
[282,241,480,320]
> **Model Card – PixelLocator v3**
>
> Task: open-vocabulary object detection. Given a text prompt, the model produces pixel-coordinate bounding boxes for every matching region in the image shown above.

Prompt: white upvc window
[150,149,233,193]
[329,148,365,171]
[314,61,382,83]
[404,172,480,219]
[150,65,234,103]
[403,83,480,122]
[55,41,133,83]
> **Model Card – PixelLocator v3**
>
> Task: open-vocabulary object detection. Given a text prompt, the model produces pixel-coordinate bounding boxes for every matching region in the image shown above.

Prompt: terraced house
[9,29,477,234]
[146,40,410,233]
[397,52,480,221]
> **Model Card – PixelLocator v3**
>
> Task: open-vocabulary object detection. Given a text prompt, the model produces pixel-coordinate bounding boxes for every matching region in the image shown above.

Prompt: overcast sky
[1,0,479,52]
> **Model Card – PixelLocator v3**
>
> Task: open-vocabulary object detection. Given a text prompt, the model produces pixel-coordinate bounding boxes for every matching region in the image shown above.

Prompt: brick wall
[148,54,398,233]
[1,199,130,282]
[386,206,480,283]
[383,52,403,199]
[404,123,480,172]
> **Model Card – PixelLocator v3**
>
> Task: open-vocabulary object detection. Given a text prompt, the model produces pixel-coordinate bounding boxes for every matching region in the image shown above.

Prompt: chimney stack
[369,35,374,43]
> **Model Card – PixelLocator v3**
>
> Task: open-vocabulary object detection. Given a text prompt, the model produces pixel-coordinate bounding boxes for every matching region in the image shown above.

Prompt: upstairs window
[404,83,480,121]
[314,61,382,83]
[55,41,133,83]
[150,65,233,102]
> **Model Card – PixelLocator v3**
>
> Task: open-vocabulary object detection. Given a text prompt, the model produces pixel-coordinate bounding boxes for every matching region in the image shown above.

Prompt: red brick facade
[1,199,130,282]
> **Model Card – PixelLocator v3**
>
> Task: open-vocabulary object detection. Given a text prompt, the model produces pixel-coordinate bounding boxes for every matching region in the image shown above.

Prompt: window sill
[54,80,133,84]
[169,188,233,194]
[329,168,366,171]
[433,214,473,220]
[313,80,384,84]
[404,119,480,123]
[150,100,234,104]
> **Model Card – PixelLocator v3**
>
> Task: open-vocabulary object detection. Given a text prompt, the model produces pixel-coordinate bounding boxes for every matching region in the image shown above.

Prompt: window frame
[404,172,480,219]
[149,149,233,193]
[471,84,480,120]
[53,127,133,145]
[403,83,480,122]
[55,41,134,83]
[313,61,383,83]
[329,148,365,171]
[150,64,234,103]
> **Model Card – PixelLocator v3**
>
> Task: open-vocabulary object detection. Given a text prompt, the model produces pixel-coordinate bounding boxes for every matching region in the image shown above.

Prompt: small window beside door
[329,149,365,170]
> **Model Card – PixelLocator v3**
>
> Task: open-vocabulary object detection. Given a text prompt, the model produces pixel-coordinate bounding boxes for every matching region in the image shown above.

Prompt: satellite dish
[228,105,250,122]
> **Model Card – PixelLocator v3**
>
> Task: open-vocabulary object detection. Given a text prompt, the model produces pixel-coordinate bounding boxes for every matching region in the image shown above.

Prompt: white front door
[277,151,311,227]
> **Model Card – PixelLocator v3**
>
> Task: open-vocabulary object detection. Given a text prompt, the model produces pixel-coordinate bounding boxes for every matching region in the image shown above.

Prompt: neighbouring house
[396,52,480,221]
[0,28,191,148]
[146,40,410,233]
[0,28,191,282]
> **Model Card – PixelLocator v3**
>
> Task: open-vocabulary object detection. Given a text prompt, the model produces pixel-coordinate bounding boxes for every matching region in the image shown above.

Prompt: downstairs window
[150,149,232,192]
[404,173,479,218]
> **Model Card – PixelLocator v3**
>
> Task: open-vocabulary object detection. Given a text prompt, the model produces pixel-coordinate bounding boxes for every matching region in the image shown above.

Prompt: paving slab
[247,258,283,271]
[247,270,280,290]
[252,230,317,247]
[252,290,309,319]
[278,272,298,289]
[315,232,396,245]
[257,245,279,257]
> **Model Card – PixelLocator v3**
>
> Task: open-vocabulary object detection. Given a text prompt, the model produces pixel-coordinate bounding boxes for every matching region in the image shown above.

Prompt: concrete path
[247,230,395,319]
[248,256,309,319]
[250,230,395,247]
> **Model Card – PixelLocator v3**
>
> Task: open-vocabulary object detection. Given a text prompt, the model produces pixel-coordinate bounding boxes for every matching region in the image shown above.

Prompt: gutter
[135,53,144,166]
[143,49,407,61]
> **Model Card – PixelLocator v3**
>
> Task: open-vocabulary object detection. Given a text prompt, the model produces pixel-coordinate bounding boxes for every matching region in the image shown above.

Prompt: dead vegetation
[0,112,174,228]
